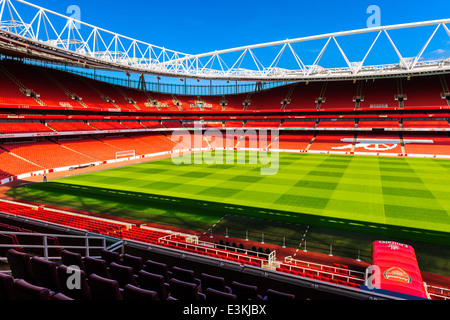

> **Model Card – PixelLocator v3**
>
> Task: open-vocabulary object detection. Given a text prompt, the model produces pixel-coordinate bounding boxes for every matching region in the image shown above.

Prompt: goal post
[115,150,136,161]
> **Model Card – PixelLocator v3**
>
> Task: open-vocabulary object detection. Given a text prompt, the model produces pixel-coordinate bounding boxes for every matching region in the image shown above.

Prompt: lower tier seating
[1,131,450,179]
[1,248,297,301]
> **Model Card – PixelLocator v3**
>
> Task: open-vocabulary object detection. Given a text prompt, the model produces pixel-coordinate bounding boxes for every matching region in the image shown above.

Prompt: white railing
[0,230,120,261]
[283,255,365,283]
[425,284,450,301]
[158,234,275,268]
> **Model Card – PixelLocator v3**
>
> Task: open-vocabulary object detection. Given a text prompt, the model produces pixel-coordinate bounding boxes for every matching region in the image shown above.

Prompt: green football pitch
[7,151,450,273]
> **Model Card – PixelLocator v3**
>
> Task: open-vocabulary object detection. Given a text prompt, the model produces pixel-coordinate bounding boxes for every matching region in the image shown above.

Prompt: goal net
[115,150,136,161]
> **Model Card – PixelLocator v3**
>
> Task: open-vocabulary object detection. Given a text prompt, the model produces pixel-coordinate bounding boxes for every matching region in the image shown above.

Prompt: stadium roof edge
[0,0,449,82]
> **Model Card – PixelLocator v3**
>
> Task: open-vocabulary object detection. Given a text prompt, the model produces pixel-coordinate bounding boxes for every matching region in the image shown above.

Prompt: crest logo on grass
[170,123,279,176]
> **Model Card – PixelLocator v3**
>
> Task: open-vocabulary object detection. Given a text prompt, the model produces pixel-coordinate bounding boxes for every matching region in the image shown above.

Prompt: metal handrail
[0,230,121,261]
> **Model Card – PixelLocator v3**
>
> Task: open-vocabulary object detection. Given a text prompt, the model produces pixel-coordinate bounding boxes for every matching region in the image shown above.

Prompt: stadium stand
[358,78,399,109]
[46,122,96,132]
[0,147,43,177]
[42,68,113,109]
[244,120,281,128]
[400,75,447,108]
[121,122,146,130]
[274,132,314,150]
[308,132,357,152]
[222,93,248,111]
[353,132,403,154]
[280,120,317,129]
[56,138,123,162]
[0,61,74,108]
[200,96,224,111]
[403,132,450,155]
[246,86,291,111]
[402,119,450,130]
[1,60,450,302]
[320,81,359,110]
[285,82,324,110]
[147,92,181,111]
[357,119,400,129]
[316,119,356,129]
[83,78,139,111]
[0,64,42,107]
[0,122,54,134]
[88,122,128,131]
[2,140,97,169]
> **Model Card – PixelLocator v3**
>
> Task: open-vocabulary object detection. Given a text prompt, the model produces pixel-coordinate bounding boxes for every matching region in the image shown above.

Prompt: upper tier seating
[83,78,138,111]
[200,96,224,111]
[400,76,447,107]
[285,82,323,110]
[0,66,41,106]
[0,61,448,114]
[222,93,248,111]
[1,61,74,108]
[358,78,399,109]
[320,81,359,110]
[147,93,180,111]
[44,68,116,109]
[246,86,291,111]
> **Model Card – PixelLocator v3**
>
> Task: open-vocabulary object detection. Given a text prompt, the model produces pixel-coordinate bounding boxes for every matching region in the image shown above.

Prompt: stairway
[0,64,46,106]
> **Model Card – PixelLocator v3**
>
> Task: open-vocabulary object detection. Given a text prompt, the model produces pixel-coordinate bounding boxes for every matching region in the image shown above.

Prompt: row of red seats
[0,201,125,237]
[2,119,449,135]
[2,141,97,169]
[0,123,54,134]
[1,61,74,108]
[120,226,173,245]
[0,149,43,177]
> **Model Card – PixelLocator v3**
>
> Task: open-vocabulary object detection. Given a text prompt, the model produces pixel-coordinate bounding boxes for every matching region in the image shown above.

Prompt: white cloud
[432,48,446,54]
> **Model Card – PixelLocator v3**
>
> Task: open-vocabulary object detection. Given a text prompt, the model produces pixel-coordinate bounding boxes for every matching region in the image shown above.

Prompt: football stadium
[0,0,449,309]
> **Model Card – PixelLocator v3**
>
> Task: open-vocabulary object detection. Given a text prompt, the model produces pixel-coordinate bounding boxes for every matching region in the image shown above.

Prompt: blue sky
[18,0,450,84]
